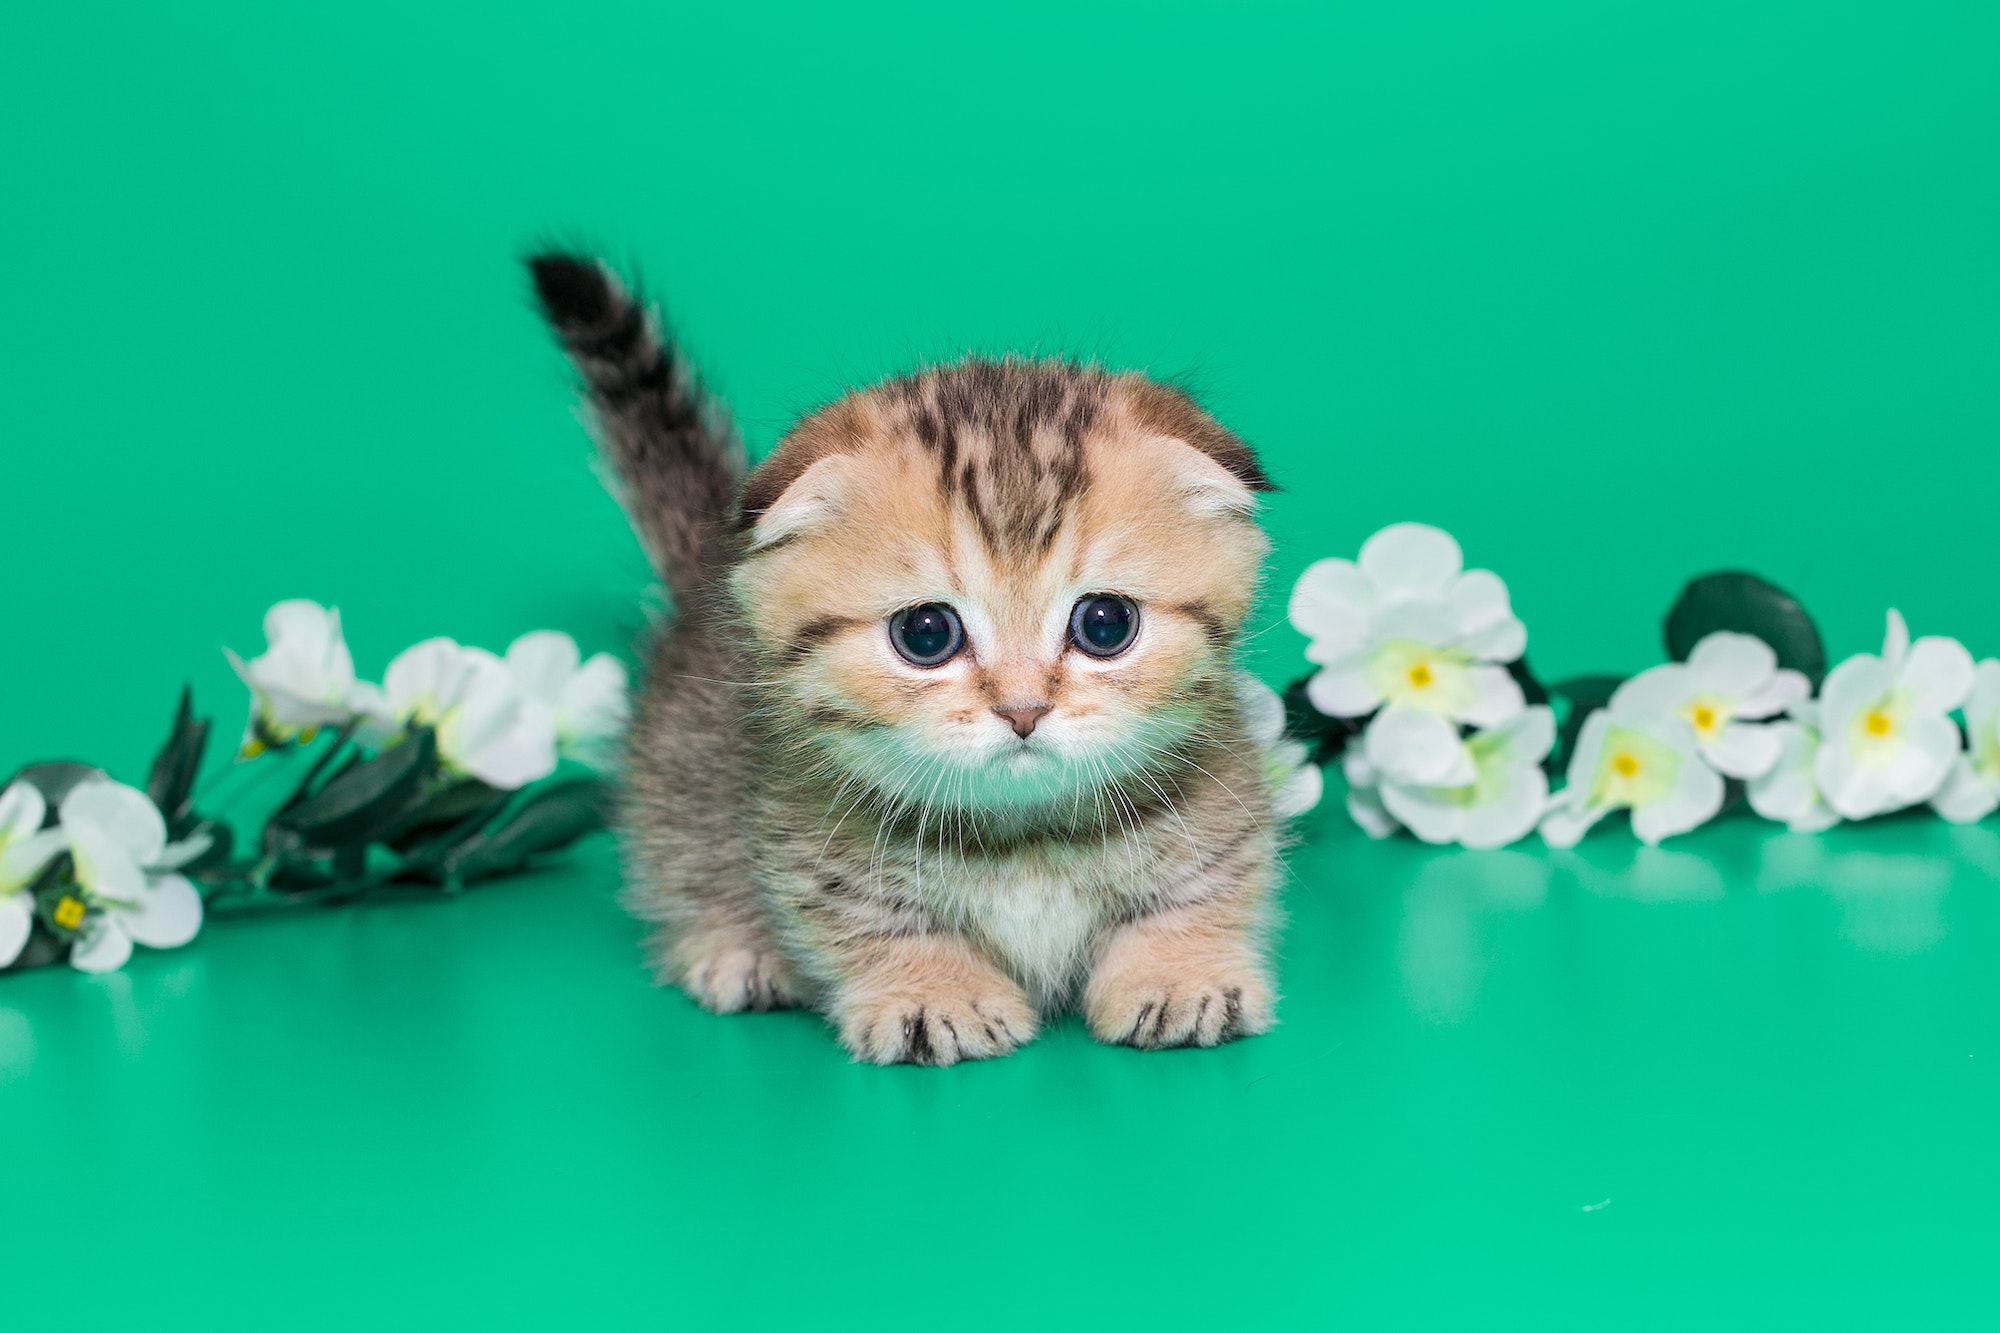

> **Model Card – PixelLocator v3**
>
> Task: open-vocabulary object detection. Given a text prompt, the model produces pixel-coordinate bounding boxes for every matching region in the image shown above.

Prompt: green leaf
[145,686,213,832]
[441,778,610,884]
[1506,656,1551,708]
[272,728,437,848]
[379,779,509,852]
[1663,572,1827,688]
[1,762,107,819]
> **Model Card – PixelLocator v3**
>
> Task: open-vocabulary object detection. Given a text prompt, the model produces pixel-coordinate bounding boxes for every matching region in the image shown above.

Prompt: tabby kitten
[530,252,1282,1065]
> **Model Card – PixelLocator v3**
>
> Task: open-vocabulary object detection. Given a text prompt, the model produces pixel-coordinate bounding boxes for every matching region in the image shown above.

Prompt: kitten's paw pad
[840,988,1038,1067]
[1085,968,1274,1049]
[684,947,802,1014]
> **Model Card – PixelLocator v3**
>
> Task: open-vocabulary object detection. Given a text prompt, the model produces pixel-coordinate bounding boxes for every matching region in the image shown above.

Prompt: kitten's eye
[889,603,964,667]
[1070,594,1139,658]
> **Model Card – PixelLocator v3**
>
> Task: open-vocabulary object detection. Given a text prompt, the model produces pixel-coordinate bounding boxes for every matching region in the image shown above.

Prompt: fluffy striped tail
[527,252,743,603]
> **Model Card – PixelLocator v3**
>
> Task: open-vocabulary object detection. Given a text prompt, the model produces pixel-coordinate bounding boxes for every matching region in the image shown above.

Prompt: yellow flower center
[239,737,267,760]
[1691,705,1716,732]
[1612,752,1641,778]
[1407,662,1433,689]
[1863,709,1893,738]
[53,895,86,930]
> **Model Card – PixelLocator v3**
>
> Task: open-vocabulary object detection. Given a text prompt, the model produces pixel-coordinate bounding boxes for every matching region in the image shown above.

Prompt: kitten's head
[730,359,1271,815]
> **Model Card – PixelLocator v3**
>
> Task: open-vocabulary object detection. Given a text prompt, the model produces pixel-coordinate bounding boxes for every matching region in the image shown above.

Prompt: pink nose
[994,704,1052,738]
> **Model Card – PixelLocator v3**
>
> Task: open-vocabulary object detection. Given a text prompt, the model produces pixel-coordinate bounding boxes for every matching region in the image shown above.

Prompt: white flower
[1932,659,2000,824]
[1604,632,1807,779]
[1746,705,1840,833]
[368,638,558,790]
[0,782,66,967]
[1540,710,1723,848]
[1233,674,1324,819]
[504,632,630,764]
[1339,751,1401,840]
[55,779,205,973]
[1813,609,1973,820]
[1289,523,1527,772]
[225,600,377,753]
[1376,706,1556,850]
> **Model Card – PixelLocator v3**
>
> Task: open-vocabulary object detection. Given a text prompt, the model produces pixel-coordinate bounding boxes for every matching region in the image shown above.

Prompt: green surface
[5,0,1999,1326]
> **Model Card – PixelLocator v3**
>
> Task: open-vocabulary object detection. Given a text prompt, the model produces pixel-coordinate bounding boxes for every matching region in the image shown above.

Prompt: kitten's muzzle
[993,704,1052,739]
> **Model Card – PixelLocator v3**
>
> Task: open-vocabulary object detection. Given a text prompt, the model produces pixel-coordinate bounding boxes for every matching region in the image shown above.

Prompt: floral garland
[0,601,628,974]
[1281,523,1999,850]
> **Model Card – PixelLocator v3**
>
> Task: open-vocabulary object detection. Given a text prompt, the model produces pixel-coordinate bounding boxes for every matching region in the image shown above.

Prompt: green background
[5,0,1998,1325]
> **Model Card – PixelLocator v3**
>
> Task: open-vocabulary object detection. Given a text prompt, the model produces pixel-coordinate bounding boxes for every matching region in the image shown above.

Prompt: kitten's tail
[527,252,743,602]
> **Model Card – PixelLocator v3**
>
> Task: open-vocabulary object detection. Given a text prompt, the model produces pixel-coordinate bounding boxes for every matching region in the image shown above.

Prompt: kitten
[529,252,1283,1064]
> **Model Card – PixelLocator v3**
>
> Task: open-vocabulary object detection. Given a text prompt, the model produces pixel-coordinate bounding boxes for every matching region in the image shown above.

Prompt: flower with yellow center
[1291,524,1529,791]
[52,779,206,973]
[1747,705,1840,833]
[1374,705,1556,849]
[1812,610,1973,821]
[357,638,559,791]
[225,600,381,756]
[1931,658,2000,825]
[1540,711,1723,848]
[1604,631,1807,780]
[0,781,67,968]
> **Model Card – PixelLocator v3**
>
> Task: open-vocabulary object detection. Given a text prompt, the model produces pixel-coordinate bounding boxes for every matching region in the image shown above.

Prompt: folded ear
[1120,377,1276,498]
[739,450,861,550]
[1154,437,1266,517]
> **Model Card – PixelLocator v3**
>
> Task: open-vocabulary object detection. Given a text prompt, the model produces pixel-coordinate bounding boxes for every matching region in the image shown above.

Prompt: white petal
[118,875,204,949]
[68,916,133,973]
[0,828,65,893]
[1736,668,1810,721]
[1346,783,1401,839]
[1814,735,1897,820]
[1703,722,1782,780]
[505,631,583,707]
[1897,636,1975,713]
[558,655,630,747]
[1881,608,1910,669]
[1562,709,1612,792]
[1539,794,1609,849]
[1932,755,2000,825]
[1747,723,1822,824]
[1273,764,1324,819]
[1817,653,1892,732]
[1340,748,1376,787]
[60,780,167,865]
[150,830,214,872]
[1968,660,2000,739]
[0,894,32,966]
[1491,705,1557,766]
[1232,673,1285,745]
[1686,631,1777,697]
[448,661,559,790]
[1288,559,1371,657]
[1886,713,1962,805]
[1629,752,1724,845]
[384,638,471,719]
[1366,706,1476,787]
[1358,523,1462,597]
[1447,569,1525,661]
[1457,664,1525,728]
[0,781,46,842]
[1306,662,1383,719]
[1609,664,1694,722]
[1458,763,1549,850]
[1379,780,1467,845]
[1368,596,1462,647]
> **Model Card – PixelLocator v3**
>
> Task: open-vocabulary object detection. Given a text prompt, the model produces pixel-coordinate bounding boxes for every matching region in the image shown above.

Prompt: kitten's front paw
[684,947,803,1014]
[838,983,1038,1067]
[1084,963,1274,1050]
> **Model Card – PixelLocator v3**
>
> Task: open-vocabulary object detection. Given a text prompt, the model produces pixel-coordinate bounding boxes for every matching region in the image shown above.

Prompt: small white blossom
[1605,631,1807,779]
[56,780,205,973]
[1289,522,1527,775]
[225,600,377,753]
[0,782,65,967]
[1233,674,1324,819]
[367,638,558,790]
[1813,610,1973,821]
[504,632,630,764]
[1339,750,1402,840]
[1746,704,1841,833]
[1932,659,2000,824]
[1540,711,1723,848]
[1377,705,1556,849]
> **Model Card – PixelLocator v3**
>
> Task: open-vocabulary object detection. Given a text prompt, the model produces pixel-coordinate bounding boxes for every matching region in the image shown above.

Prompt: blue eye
[1070,595,1139,658]
[889,603,964,667]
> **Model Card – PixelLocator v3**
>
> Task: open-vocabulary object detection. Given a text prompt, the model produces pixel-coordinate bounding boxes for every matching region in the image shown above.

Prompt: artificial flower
[1746,705,1841,833]
[1289,523,1528,774]
[504,631,630,763]
[1932,658,2000,824]
[1233,674,1324,819]
[0,782,66,967]
[369,638,558,790]
[1812,610,1973,820]
[1604,631,1807,779]
[1339,750,1401,840]
[225,600,376,753]
[1377,705,1556,849]
[55,779,205,973]
[1540,710,1723,848]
